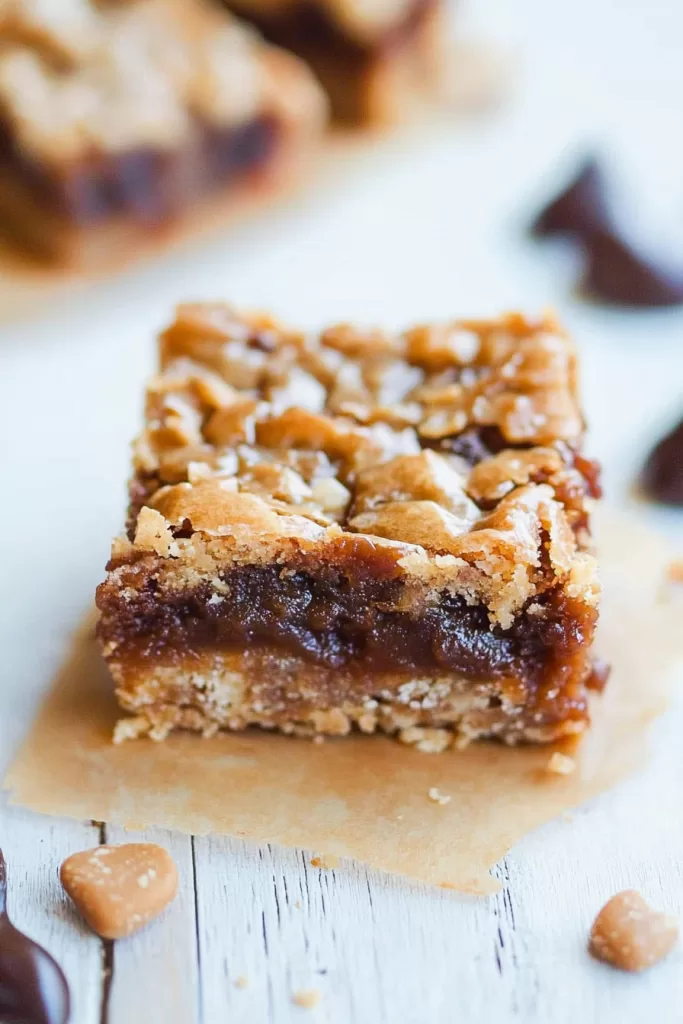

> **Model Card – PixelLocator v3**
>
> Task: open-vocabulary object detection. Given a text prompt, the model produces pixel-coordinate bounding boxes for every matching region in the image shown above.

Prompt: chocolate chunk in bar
[97,306,604,749]
[0,0,326,267]
[641,417,683,506]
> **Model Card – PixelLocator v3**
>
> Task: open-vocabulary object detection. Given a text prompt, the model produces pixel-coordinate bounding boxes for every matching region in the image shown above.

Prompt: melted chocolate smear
[640,417,683,506]
[580,229,683,308]
[0,850,70,1024]
[531,158,611,239]
[531,158,683,308]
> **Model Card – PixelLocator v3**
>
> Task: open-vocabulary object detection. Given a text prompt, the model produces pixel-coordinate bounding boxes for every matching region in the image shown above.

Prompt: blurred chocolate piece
[641,418,683,506]
[0,849,70,1024]
[532,158,683,309]
[531,158,611,239]
[580,230,683,308]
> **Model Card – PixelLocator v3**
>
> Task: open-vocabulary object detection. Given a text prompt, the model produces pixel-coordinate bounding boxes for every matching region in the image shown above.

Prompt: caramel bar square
[97,306,604,748]
[0,0,326,266]
[221,0,445,123]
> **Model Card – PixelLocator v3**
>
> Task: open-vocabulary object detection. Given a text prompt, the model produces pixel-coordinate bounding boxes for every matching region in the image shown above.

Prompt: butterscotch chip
[292,989,321,1009]
[589,890,678,972]
[60,844,179,939]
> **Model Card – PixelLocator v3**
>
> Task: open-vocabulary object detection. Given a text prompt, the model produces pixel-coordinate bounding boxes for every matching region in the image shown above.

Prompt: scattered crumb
[546,751,576,776]
[312,735,325,745]
[234,976,249,989]
[294,899,302,909]
[668,559,683,584]
[357,712,377,733]
[310,854,339,870]
[589,890,679,972]
[399,726,452,754]
[292,989,321,1009]
[428,787,451,806]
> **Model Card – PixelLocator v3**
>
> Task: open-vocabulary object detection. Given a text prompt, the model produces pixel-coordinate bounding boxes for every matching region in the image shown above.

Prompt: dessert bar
[221,0,445,122]
[0,0,326,266]
[97,305,604,749]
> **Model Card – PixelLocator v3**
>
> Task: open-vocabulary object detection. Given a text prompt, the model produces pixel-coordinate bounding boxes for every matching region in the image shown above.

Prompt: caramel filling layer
[98,563,597,722]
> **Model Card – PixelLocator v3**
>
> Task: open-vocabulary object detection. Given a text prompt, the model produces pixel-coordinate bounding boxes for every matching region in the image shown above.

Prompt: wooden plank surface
[2,0,683,1019]
[104,827,200,1024]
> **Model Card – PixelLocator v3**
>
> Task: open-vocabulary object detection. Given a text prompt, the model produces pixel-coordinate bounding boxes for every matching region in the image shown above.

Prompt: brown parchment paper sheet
[5,510,681,894]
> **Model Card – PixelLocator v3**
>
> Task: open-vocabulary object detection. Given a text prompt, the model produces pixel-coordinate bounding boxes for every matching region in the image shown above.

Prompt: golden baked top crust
[0,0,326,161]
[112,304,600,628]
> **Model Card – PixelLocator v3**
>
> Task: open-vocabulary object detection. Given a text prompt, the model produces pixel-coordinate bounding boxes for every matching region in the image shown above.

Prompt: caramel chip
[60,844,178,939]
[589,890,678,972]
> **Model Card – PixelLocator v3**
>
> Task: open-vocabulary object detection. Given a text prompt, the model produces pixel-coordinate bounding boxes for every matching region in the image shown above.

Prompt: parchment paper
[5,510,681,894]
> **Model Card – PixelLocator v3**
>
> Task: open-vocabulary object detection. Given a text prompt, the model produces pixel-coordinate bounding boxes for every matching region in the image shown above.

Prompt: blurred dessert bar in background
[0,0,326,267]
[97,305,605,749]
[221,0,446,122]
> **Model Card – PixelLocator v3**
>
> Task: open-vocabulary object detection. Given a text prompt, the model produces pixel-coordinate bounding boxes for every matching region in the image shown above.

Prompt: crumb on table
[310,854,339,870]
[292,989,322,1009]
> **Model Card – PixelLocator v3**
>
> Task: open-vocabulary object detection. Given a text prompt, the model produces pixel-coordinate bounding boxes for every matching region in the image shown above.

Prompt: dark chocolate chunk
[0,850,70,1024]
[439,426,494,465]
[531,158,611,239]
[580,229,683,308]
[531,158,683,308]
[640,417,683,506]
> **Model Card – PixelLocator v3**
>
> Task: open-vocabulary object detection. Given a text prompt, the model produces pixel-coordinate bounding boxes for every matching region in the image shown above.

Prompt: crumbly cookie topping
[116,305,600,628]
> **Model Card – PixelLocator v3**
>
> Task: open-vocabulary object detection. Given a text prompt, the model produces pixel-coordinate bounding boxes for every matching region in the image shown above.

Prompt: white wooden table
[2,0,683,1020]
